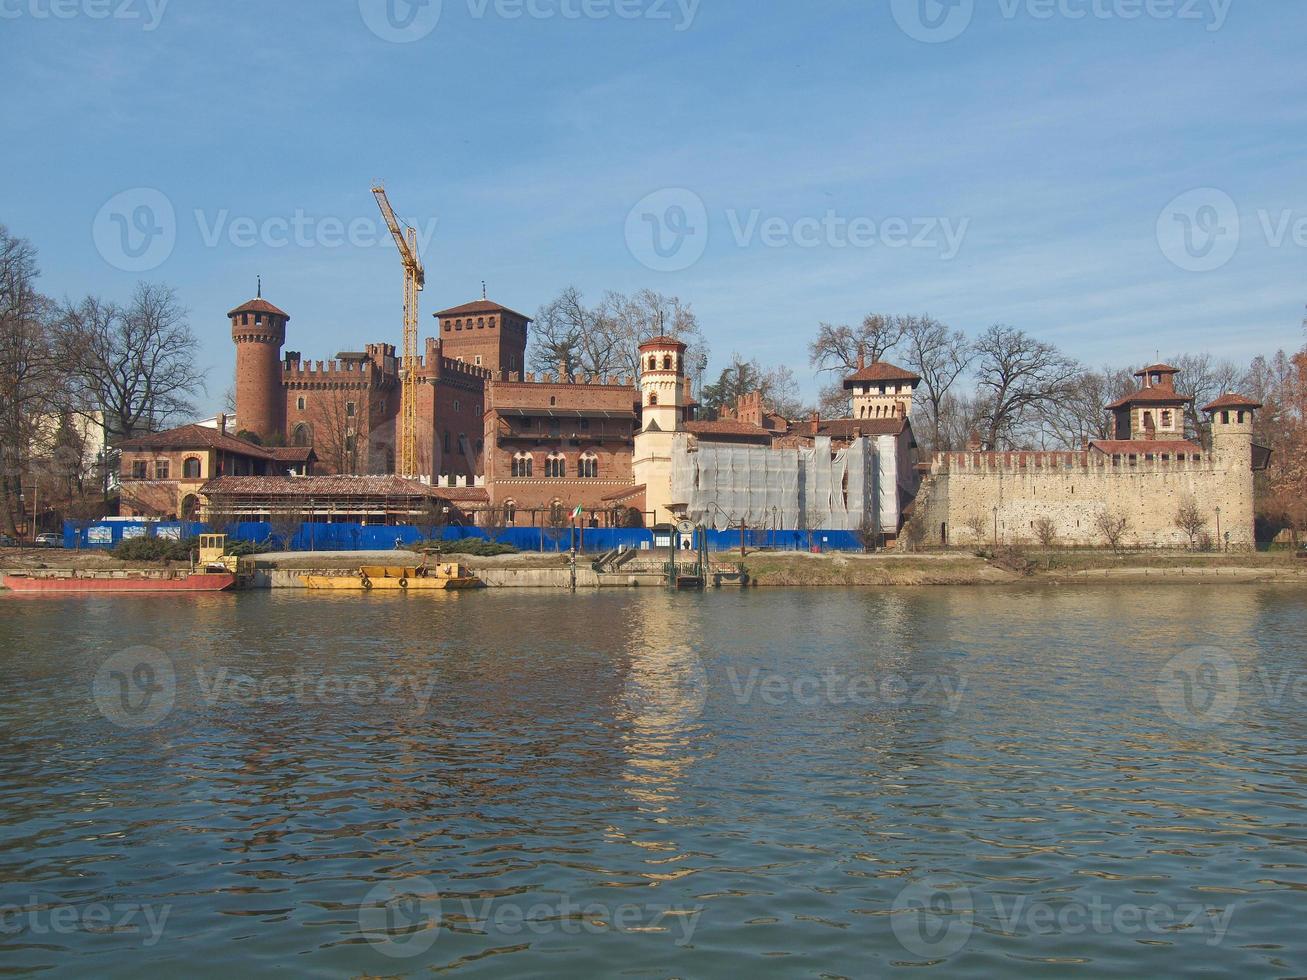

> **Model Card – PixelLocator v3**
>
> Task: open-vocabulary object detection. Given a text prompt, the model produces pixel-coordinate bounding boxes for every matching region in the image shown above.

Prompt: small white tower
[638,335,690,433]
[1202,392,1261,550]
[843,354,921,421]
[634,335,691,526]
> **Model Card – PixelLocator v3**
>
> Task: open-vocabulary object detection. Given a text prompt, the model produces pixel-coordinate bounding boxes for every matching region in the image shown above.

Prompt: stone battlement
[495,371,635,387]
[931,448,1212,475]
[284,358,372,378]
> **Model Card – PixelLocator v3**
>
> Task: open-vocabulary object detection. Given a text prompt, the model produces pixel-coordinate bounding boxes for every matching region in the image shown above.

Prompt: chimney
[558,360,568,382]
[217,413,228,434]
[857,350,866,371]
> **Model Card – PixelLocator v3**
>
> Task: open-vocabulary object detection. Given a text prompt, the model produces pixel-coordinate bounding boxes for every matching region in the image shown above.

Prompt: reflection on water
[0,586,1305,977]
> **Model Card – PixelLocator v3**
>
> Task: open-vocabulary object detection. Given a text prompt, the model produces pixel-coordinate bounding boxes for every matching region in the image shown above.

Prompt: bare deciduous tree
[1094,509,1131,554]
[964,513,988,544]
[58,282,205,443]
[699,353,801,418]
[901,316,973,450]
[1033,516,1058,548]
[809,315,907,377]
[0,226,59,536]
[305,390,362,475]
[1174,498,1209,550]
[529,287,710,391]
[973,324,1080,449]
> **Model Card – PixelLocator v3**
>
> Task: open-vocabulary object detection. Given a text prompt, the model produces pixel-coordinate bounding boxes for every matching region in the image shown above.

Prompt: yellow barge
[304,563,481,592]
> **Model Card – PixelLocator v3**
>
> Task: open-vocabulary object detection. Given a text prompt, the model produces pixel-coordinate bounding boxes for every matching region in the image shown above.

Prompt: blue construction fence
[64,520,867,554]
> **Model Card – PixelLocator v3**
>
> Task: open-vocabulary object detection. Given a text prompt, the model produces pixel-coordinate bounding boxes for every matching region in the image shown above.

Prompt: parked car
[35,533,63,548]
[0,533,16,548]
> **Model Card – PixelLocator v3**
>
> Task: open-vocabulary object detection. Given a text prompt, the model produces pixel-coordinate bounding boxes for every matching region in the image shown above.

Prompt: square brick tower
[433,299,529,377]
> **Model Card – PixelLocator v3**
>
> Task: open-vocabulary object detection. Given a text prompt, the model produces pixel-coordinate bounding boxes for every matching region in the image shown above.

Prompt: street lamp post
[993,506,999,548]
[1215,506,1222,551]
[20,483,39,545]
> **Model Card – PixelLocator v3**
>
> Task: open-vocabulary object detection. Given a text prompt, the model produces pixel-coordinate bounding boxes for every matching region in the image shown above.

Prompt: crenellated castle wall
[912,447,1254,549]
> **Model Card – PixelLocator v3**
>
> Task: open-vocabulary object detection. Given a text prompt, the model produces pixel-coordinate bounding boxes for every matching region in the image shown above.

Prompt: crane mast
[372,185,425,478]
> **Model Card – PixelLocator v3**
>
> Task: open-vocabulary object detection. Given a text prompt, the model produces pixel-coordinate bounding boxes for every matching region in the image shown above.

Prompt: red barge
[2,534,240,594]
[2,571,236,593]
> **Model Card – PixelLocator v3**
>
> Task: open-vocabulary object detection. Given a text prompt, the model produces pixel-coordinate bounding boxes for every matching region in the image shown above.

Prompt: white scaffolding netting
[674,436,879,531]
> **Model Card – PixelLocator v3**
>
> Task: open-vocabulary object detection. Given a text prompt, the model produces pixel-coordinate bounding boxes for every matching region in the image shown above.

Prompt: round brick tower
[229,296,288,444]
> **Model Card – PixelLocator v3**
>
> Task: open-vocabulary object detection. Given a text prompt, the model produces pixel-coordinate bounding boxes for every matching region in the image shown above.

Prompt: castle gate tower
[1203,392,1262,549]
[230,295,288,444]
[633,335,691,526]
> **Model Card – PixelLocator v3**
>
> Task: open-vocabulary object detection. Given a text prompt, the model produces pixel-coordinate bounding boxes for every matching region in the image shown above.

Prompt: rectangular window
[475,355,483,367]
[132,461,147,479]
[155,461,169,480]
[297,396,306,411]
[346,401,356,418]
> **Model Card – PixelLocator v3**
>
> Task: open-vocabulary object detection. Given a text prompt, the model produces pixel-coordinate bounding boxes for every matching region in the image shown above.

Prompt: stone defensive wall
[912,448,1251,549]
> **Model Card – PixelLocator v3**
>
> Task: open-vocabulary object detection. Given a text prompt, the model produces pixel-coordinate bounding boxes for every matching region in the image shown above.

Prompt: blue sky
[3,0,1304,411]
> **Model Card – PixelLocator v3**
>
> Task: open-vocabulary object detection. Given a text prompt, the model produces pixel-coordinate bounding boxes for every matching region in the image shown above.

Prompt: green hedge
[418,538,518,557]
[111,536,272,562]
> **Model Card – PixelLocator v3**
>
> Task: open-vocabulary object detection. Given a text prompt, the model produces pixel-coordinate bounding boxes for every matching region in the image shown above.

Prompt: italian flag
[571,506,585,521]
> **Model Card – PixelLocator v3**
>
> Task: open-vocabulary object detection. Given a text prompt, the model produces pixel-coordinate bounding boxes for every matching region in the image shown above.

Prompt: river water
[1,586,1305,977]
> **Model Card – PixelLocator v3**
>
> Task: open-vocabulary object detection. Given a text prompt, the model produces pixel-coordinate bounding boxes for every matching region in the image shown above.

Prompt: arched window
[663,355,672,370]
[549,500,566,524]
[182,457,202,479]
[504,500,517,525]
[579,453,599,479]
[649,392,658,406]
[512,454,533,478]
[292,423,311,446]
[180,494,200,520]
[648,355,657,370]
[546,454,566,478]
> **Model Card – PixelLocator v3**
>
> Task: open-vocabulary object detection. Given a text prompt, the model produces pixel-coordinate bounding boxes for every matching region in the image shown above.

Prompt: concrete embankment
[253,566,664,589]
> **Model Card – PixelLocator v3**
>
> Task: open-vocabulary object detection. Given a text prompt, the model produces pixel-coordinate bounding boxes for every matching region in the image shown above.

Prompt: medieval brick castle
[113,288,1266,549]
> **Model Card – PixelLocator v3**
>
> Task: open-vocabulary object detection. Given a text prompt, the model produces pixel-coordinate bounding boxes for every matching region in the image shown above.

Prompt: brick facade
[483,372,639,526]
[434,299,530,378]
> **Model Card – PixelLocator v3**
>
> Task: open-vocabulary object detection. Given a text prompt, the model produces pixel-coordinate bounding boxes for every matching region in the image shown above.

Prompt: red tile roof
[638,335,687,350]
[602,484,646,503]
[228,298,289,319]
[1090,439,1203,456]
[1202,393,1263,412]
[437,486,490,503]
[267,446,316,461]
[434,299,531,321]
[843,361,921,387]
[119,424,274,458]
[201,476,441,497]
[684,420,773,440]
[1135,363,1181,376]
[1106,386,1191,409]
[820,417,906,436]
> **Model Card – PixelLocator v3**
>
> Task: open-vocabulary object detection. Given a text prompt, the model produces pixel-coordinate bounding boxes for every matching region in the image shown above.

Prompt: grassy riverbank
[5,546,1305,589]
[737,550,1307,587]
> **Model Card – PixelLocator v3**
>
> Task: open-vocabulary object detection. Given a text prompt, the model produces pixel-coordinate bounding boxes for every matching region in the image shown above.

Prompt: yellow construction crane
[372,184,425,478]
